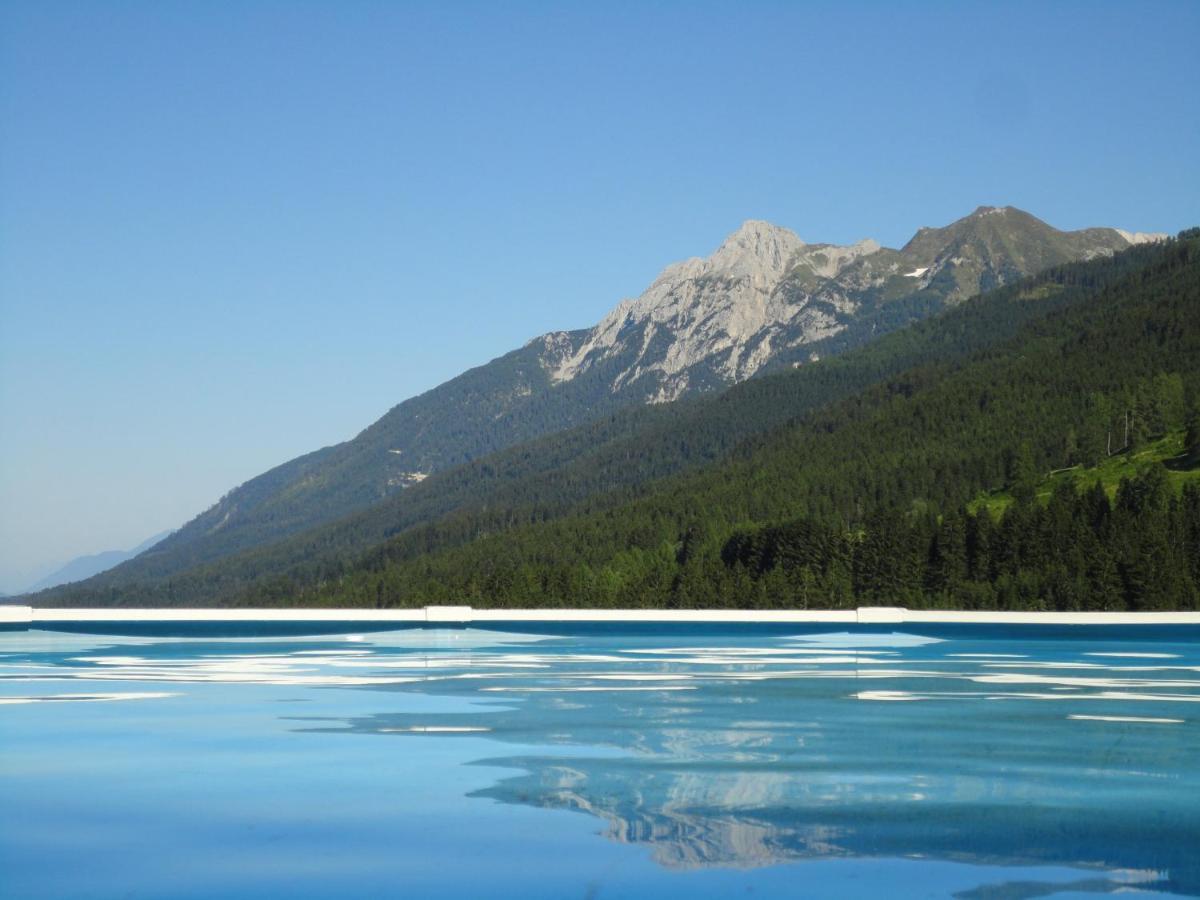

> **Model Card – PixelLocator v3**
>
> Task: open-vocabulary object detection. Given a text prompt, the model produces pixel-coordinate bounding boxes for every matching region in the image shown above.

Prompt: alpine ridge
[537,206,1160,404]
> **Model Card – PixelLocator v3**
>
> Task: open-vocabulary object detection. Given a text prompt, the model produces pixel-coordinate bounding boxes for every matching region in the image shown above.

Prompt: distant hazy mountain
[27,531,172,593]
[46,206,1163,594]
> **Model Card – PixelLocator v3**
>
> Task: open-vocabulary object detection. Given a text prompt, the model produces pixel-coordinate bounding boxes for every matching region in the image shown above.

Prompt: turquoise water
[1,624,1198,898]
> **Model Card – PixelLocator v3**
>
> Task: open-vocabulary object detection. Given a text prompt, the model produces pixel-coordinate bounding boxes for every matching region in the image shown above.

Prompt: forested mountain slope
[34,207,1158,598]
[265,230,1200,612]
[35,234,1195,608]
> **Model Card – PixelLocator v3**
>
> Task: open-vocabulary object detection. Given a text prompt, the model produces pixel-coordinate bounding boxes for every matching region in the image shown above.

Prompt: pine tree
[1005,442,1039,503]
[926,510,968,596]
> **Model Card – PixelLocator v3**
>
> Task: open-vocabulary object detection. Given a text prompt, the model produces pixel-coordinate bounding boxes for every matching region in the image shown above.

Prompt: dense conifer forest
[39,232,1200,610]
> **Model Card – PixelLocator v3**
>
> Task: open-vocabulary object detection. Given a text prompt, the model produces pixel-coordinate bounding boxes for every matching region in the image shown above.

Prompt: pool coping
[3,605,1199,626]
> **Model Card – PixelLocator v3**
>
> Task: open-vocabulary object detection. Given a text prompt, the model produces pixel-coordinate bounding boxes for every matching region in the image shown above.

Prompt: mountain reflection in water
[283,629,1199,894]
[4,626,1198,897]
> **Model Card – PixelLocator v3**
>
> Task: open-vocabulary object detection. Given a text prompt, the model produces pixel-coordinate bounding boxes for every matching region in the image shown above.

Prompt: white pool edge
[2,605,1199,626]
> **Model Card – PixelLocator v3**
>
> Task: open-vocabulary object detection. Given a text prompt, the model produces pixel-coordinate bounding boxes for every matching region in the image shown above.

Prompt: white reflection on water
[482,685,697,692]
[0,691,177,704]
[378,725,492,733]
[1,632,1198,711]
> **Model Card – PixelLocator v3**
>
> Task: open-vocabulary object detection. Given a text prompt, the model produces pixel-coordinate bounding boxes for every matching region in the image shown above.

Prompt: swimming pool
[2,623,1198,898]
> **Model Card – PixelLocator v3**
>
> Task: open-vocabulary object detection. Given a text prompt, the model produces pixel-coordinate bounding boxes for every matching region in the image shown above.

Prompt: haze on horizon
[1,0,1198,593]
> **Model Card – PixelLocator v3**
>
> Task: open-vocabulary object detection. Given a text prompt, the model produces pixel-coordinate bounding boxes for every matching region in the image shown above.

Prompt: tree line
[723,469,1199,611]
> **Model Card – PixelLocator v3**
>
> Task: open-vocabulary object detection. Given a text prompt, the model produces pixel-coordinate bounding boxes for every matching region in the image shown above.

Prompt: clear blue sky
[1,0,1198,591]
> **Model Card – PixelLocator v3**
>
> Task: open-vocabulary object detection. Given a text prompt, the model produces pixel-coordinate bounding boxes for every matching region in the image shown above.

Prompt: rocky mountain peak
[706,220,806,282]
[546,221,844,395]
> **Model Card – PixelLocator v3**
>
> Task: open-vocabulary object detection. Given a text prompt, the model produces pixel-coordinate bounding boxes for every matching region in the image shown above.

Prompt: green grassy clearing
[969,430,1200,517]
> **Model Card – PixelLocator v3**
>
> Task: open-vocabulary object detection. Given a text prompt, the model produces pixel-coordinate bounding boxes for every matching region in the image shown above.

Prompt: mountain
[30,207,1164,602]
[36,233,1192,608]
[254,231,1199,612]
[26,531,172,593]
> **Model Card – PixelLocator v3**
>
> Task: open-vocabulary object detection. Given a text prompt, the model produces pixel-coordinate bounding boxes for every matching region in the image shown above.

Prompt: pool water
[1,625,1197,898]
